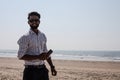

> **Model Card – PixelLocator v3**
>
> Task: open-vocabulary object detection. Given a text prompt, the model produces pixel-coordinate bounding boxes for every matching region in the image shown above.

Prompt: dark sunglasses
[29,19,40,22]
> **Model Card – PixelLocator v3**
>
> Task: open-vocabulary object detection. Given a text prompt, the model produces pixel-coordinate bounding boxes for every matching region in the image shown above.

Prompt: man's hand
[38,52,48,60]
[51,66,57,76]
[39,49,53,60]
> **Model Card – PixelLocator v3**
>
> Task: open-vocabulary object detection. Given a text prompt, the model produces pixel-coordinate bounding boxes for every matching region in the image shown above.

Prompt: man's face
[28,15,40,30]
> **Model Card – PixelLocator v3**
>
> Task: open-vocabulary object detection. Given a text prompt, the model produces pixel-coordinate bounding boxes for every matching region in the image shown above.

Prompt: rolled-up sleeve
[17,35,29,59]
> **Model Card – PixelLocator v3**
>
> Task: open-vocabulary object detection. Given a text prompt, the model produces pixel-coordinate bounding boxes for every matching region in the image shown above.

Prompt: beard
[30,24,39,30]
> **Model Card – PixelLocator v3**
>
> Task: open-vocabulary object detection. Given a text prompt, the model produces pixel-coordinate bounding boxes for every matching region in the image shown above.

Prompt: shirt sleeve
[43,42,48,52]
[43,33,48,52]
[17,35,29,59]
[43,34,51,58]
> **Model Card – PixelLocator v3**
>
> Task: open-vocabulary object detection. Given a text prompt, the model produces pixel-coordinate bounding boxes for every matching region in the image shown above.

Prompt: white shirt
[17,29,48,65]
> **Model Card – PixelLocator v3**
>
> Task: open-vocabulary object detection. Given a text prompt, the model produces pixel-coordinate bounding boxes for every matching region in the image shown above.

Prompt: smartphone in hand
[47,49,53,56]
[39,49,53,60]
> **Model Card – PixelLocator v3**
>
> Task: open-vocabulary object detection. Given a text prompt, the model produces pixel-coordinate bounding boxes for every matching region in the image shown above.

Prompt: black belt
[25,64,45,68]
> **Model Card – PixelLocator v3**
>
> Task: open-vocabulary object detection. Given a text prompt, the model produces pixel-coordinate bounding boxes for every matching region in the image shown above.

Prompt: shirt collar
[29,29,41,35]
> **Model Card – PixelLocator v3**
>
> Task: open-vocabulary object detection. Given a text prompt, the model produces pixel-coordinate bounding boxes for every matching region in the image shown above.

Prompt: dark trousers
[23,65,49,80]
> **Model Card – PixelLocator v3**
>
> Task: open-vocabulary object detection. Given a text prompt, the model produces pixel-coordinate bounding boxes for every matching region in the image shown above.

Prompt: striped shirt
[17,29,48,65]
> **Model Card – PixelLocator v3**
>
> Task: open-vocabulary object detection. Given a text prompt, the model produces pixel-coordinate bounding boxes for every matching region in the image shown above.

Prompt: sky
[0,0,120,51]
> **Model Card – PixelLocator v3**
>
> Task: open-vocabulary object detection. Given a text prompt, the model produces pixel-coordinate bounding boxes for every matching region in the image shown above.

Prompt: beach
[0,57,120,80]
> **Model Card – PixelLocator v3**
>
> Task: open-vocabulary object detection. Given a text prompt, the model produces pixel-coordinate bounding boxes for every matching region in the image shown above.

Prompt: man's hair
[28,11,41,19]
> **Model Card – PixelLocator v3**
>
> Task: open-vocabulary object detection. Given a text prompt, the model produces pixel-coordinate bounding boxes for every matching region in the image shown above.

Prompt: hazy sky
[0,0,120,50]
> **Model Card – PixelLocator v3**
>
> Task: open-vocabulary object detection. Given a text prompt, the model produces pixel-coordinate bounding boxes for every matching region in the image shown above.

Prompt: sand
[0,57,120,80]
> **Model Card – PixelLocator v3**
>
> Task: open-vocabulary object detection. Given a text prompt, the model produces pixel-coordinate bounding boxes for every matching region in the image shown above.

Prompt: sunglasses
[29,19,40,22]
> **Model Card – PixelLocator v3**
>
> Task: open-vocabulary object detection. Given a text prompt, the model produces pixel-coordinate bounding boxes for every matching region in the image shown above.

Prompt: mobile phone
[47,49,53,55]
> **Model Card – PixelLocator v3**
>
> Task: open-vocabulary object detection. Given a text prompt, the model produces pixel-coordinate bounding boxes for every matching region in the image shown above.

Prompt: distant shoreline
[0,50,120,62]
[0,57,120,63]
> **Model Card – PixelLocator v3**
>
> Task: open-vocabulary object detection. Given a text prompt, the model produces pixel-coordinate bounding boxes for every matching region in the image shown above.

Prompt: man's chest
[28,35,46,48]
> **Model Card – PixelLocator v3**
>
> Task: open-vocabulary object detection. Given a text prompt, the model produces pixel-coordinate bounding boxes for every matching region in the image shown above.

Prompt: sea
[0,49,120,62]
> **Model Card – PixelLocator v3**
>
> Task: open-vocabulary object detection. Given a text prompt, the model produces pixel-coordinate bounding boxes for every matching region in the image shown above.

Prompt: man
[17,11,57,80]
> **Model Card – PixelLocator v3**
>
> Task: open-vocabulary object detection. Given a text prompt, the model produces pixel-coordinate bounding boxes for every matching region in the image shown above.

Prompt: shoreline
[0,56,120,62]
[0,57,120,80]
[0,50,120,62]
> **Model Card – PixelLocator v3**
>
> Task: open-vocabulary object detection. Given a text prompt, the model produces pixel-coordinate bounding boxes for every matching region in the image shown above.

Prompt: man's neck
[31,29,39,35]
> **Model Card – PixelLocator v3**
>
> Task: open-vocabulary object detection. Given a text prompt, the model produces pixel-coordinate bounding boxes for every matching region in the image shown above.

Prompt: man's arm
[19,53,49,60]
[47,57,57,76]
[20,49,53,60]
[46,57,54,68]
[46,49,55,68]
